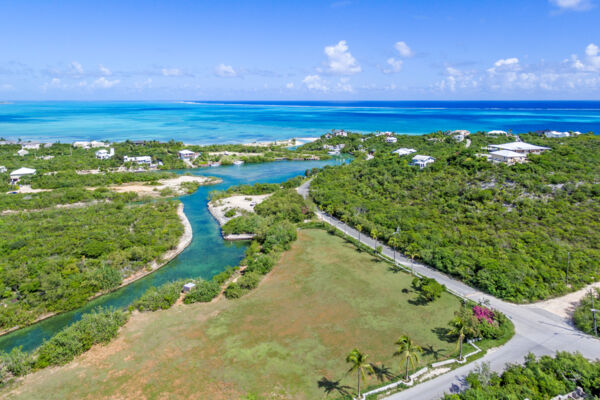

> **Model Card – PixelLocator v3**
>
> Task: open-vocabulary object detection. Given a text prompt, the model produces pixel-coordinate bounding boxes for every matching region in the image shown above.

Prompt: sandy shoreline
[107,175,221,196]
[207,194,271,240]
[0,202,194,338]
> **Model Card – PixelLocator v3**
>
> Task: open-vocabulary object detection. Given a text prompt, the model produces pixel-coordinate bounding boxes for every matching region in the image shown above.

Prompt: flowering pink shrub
[473,305,494,324]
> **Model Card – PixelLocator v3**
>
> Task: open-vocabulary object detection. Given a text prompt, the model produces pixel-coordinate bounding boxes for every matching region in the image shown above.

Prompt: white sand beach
[208,194,271,239]
[106,175,221,196]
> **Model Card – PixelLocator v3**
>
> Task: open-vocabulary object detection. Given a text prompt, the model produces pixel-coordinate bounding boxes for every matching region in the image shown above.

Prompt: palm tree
[346,348,374,399]
[393,335,422,381]
[370,228,379,242]
[356,224,362,247]
[448,314,476,361]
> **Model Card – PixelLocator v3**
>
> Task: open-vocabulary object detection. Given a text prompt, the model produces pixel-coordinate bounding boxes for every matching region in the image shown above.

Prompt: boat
[327,150,340,156]
[233,160,244,166]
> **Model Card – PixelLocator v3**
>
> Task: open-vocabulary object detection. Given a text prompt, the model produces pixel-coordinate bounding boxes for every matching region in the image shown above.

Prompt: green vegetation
[573,288,600,335]
[443,352,600,400]
[1,229,508,400]
[133,280,186,312]
[412,277,445,303]
[0,201,183,330]
[255,189,312,222]
[209,175,305,201]
[310,132,600,302]
[29,171,176,189]
[183,281,221,304]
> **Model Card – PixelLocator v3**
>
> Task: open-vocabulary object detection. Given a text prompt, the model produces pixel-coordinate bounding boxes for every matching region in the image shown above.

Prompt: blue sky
[0,0,598,100]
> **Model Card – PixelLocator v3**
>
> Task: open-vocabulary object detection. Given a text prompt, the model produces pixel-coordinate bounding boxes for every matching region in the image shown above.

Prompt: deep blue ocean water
[0,101,598,144]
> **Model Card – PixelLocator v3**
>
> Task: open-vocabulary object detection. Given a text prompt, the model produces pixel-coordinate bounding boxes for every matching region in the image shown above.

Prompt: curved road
[298,180,600,399]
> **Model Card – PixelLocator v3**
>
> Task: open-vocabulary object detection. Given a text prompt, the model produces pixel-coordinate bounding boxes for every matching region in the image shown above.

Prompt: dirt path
[525,281,600,319]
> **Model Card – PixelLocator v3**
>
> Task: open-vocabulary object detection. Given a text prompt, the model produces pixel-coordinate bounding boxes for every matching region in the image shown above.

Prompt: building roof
[490,142,550,151]
[10,167,36,176]
[490,150,526,158]
[178,149,195,154]
[393,148,416,155]
[488,130,507,135]
[450,130,470,135]
[412,155,434,161]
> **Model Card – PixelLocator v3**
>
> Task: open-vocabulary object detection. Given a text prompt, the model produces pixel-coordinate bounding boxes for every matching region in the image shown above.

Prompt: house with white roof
[392,148,416,156]
[450,130,470,136]
[124,155,152,164]
[487,130,508,136]
[73,141,91,149]
[385,136,398,143]
[96,148,114,160]
[10,167,36,184]
[410,155,435,168]
[453,134,465,142]
[490,150,527,165]
[544,131,570,138]
[0,166,6,173]
[333,129,347,137]
[22,142,41,150]
[90,140,108,148]
[488,142,550,155]
[17,149,28,157]
[178,149,198,160]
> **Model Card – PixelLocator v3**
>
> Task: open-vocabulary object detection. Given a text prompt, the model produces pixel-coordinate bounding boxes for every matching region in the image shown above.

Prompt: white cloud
[99,64,111,75]
[487,58,521,74]
[134,78,153,89]
[286,82,294,89]
[324,40,361,75]
[550,0,593,10]
[302,75,329,91]
[215,64,237,77]
[437,67,480,92]
[91,77,120,89]
[161,68,182,77]
[336,77,353,92]
[0,83,14,91]
[383,57,403,74]
[394,41,414,57]
[572,43,600,71]
[70,62,84,75]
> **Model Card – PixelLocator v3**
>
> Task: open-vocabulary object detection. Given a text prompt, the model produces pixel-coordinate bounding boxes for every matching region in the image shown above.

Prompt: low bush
[183,281,220,304]
[224,283,244,299]
[35,308,128,368]
[133,280,184,311]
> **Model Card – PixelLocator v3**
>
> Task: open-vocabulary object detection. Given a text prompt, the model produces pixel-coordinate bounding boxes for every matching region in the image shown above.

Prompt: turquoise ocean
[0,100,598,352]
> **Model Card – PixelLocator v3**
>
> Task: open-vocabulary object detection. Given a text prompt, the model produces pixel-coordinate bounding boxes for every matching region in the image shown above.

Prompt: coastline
[207,194,271,240]
[0,202,194,338]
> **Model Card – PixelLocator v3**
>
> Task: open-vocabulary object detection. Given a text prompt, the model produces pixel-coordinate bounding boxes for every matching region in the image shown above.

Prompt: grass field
[5,229,469,400]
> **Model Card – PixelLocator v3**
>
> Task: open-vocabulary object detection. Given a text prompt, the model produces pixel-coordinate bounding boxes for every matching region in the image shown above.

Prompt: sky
[0,0,599,100]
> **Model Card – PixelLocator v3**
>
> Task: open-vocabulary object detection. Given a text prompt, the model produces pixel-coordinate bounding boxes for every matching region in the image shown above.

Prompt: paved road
[297,180,600,400]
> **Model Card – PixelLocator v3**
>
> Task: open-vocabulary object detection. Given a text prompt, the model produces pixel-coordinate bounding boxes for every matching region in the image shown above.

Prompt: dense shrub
[224,283,244,299]
[222,214,265,235]
[0,347,34,382]
[255,189,311,222]
[183,281,220,304]
[412,277,445,302]
[35,308,128,368]
[443,352,600,399]
[260,220,297,253]
[573,288,600,335]
[134,280,185,311]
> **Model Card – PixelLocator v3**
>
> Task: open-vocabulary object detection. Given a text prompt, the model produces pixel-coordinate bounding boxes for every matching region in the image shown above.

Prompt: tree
[393,335,422,381]
[371,228,379,242]
[448,312,477,361]
[346,348,374,399]
[356,224,362,247]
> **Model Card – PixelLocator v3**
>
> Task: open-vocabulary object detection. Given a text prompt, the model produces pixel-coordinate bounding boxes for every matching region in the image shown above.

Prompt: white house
[487,130,508,136]
[453,134,465,142]
[376,131,394,137]
[90,140,108,148]
[333,129,348,137]
[490,150,527,165]
[17,149,28,156]
[410,155,435,168]
[73,141,91,148]
[385,136,398,144]
[488,142,550,155]
[450,130,470,136]
[0,166,6,173]
[392,148,416,156]
[96,148,114,160]
[124,155,152,164]
[22,142,41,150]
[178,149,198,160]
[182,282,196,293]
[544,131,570,138]
[10,167,36,184]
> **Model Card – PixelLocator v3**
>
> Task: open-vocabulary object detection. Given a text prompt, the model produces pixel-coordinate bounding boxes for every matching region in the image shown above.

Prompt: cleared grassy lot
[6,229,469,400]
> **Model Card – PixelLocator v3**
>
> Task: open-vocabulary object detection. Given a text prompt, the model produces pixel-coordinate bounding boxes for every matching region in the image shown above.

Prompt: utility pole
[566,252,570,286]
[591,308,598,337]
